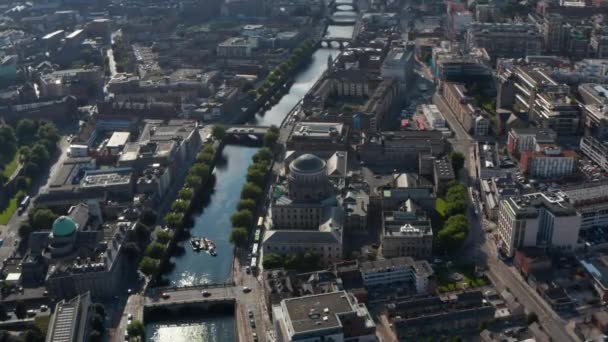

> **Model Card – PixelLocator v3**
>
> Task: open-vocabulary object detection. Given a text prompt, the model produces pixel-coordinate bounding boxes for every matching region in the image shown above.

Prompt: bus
[256,216,264,229]
[254,229,261,243]
[251,243,259,257]
[250,257,258,271]
[18,196,30,215]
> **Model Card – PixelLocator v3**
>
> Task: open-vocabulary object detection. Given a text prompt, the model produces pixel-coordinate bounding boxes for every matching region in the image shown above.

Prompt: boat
[190,238,201,252]
[209,247,217,257]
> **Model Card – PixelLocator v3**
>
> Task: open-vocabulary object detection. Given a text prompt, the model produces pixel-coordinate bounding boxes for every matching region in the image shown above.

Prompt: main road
[417,59,578,341]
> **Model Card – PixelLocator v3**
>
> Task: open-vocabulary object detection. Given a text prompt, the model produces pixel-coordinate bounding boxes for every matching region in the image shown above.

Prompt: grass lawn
[0,190,24,225]
[1,153,19,181]
[436,263,487,292]
[436,198,447,217]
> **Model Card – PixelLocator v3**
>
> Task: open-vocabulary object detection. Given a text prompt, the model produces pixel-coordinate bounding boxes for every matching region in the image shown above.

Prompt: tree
[263,130,279,147]
[179,187,194,201]
[0,126,17,165]
[15,119,37,145]
[122,242,141,259]
[237,199,257,212]
[241,182,262,200]
[156,230,173,244]
[263,253,283,269]
[196,152,214,163]
[22,162,39,178]
[127,320,145,338]
[90,314,104,331]
[31,208,57,230]
[302,251,322,271]
[29,143,50,165]
[211,125,226,141]
[145,242,166,259]
[189,163,210,178]
[202,145,215,154]
[247,168,265,185]
[437,214,469,254]
[139,257,160,276]
[231,210,253,228]
[164,212,183,229]
[14,301,26,319]
[18,224,33,239]
[230,228,248,247]
[450,151,465,174]
[185,174,202,188]
[140,209,157,227]
[134,224,151,243]
[15,176,30,191]
[171,199,190,213]
[253,148,273,163]
[37,122,60,145]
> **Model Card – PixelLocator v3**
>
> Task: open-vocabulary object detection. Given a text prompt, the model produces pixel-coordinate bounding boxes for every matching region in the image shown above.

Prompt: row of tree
[87,303,106,342]
[436,181,469,255]
[253,40,316,99]
[262,251,322,272]
[139,141,218,277]
[0,119,60,185]
[229,145,275,247]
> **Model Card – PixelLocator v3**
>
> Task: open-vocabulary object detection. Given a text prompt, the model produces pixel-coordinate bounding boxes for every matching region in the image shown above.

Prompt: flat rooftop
[284,291,353,334]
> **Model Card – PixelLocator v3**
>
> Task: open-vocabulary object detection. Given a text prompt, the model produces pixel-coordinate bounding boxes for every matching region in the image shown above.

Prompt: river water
[147,22,352,342]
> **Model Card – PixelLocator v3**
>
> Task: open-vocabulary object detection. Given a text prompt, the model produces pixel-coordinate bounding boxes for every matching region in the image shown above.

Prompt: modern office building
[497,192,581,257]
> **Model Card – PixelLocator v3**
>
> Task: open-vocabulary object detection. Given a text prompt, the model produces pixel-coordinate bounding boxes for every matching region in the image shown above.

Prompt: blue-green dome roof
[52,216,77,237]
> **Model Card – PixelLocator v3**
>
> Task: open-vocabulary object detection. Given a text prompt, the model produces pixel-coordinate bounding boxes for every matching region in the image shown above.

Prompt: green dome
[291,154,325,173]
[52,216,77,237]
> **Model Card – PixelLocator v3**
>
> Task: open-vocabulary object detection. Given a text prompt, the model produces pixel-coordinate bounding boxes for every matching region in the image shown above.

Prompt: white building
[274,291,376,342]
[359,257,433,293]
[560,181,608,230]
[497,192,581,257]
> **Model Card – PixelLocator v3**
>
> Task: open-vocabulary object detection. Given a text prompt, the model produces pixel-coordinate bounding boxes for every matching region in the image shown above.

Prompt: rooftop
[284,291,354,334]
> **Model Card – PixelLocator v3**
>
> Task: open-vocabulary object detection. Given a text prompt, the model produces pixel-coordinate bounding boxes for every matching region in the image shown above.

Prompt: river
[146,14,354,340]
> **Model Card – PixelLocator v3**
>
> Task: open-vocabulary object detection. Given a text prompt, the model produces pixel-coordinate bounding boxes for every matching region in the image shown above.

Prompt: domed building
[49,216,78,257]
[288,154,330,202]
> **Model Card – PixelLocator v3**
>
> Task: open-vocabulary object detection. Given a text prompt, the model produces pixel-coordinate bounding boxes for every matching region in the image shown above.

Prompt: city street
[0,136,70,263]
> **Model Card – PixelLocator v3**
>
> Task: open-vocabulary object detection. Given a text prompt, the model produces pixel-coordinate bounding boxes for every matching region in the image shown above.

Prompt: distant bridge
[225,125,269,144]
[318,37,352,49]
[144,282,239,316]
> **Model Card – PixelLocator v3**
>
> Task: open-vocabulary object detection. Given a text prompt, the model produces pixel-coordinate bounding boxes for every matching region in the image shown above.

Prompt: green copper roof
[52,216,77,237]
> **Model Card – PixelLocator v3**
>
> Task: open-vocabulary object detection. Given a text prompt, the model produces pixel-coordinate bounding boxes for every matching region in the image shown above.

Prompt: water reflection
[146,316,235,342]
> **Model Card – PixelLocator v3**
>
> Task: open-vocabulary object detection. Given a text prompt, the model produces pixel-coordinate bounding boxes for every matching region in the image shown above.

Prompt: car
[127,288,132,295]
[0,239,3,247]
[246,266,251,274]
[243,287,252,293]
[161,292,170,299]
[248,310,254,318]
[252,332,258,341]
[202,291,211,297]
[40,305,49,312]
[250,319,256,328]
[127,313,133,320]
[26,310,37,317]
